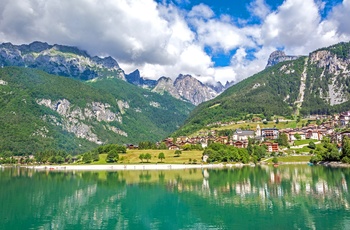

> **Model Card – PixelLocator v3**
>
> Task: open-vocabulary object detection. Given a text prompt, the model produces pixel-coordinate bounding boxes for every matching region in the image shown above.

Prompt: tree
[308,141,316,149]
[92,151,100,162]
[145,153,152,163]
[252,145,266,161]
[82,152,92,163]
[116,145,127,153]
[66,154,73,164]
[294,133,301,140]
[139,154,145,163]
[182,144,192,151]
[342,136,350,160]
[174,150,182,157]
[272,157,278,164]
[158,152,165,162]
[56,156,64,164]
[158,142,167,150]
[277,133,289,146]
[106,150,118,163]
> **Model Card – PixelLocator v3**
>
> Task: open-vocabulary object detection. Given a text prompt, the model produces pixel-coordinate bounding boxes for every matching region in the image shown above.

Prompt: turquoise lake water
[1,165,350,229]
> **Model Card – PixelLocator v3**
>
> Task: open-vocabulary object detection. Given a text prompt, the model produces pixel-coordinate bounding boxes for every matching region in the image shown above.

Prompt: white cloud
[188,3,214,19]
[248,0,271,19]
[0,0,350,85]
[327,0,350,35]
[261,0,321,49]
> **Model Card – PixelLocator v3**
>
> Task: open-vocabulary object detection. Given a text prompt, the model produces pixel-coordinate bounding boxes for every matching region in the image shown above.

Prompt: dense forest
[0,67,194,155]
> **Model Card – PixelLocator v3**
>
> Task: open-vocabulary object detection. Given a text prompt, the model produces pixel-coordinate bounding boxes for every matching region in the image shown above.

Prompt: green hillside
[173,41,350,136]
[0,67,193,155]
[87,77,194,141]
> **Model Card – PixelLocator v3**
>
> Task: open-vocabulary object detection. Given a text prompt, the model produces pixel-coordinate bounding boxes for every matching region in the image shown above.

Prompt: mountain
[0,41,125,81]
[0,67,194,155]
[152,74,227,105]
[266,50,299,68]
[0,41,233,105]
[127,71,234,105]
[173,41,350,136]
[125,69,157,88]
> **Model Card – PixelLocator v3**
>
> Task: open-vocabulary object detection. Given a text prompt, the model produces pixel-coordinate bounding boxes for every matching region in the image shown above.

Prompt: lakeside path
[26,163,232,171]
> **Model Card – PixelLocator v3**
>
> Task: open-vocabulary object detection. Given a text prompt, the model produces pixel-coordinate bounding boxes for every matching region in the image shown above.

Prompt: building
[233,140,248,148]
[263,142,279,152]
[261,128,279,140]
[232,129,255,141]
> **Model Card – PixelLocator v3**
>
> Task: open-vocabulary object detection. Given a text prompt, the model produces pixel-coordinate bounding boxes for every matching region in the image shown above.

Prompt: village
[160,111,350,153]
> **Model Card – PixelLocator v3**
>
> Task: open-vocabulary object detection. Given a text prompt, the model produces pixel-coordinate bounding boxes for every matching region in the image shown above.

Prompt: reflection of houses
[261,128,279,140]
[232,129,255,141]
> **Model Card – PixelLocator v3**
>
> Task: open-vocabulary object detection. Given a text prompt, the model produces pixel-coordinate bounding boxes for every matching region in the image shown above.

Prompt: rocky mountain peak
[0,41,125,81]
[152,77,180,99]
[22,41,51,53]
[125,69,157,88]
[266,50,298,68]
[92,56,119,69]
[173,74,217,105]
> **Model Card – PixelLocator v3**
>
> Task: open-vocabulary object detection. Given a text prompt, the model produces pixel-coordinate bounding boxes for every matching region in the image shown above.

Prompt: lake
[1,165,350,229]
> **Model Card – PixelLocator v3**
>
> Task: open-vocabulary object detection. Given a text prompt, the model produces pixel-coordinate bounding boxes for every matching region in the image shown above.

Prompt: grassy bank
[265,155,312,163]
[91,150,204,164]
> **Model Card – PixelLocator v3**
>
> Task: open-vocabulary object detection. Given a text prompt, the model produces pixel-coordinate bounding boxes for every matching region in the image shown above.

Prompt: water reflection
[1,165,350,229]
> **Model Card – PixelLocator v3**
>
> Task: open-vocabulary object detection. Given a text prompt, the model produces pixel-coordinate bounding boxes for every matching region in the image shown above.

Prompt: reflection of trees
[1,166,350,229]
[177,165,350,214]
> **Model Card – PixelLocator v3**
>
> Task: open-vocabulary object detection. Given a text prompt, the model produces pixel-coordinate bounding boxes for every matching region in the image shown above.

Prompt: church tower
[255,124,261,137]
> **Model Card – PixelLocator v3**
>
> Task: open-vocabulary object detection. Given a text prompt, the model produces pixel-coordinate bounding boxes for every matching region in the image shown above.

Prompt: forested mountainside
[0,67,193,155]
[173,41,350,136]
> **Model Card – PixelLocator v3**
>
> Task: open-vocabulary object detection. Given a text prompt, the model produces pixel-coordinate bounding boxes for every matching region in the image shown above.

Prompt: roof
[234,129,255,135]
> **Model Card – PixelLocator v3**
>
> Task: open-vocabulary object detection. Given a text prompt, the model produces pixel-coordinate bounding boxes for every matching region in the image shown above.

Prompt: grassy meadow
[91,150,204,165]
[265,155,312,163]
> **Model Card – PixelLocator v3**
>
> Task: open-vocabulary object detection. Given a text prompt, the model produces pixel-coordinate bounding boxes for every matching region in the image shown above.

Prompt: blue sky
[0,0,349,83]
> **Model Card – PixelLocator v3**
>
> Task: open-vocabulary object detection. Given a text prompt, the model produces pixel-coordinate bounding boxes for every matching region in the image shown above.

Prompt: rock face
[174,75,218,106]
[152,74,231,105]
[266,50,299,68]
[308,48,350,105]
[0,41,125,80]
[152,77,180,99]
[125,69,157,88]
[127,70,234,105]
[36,99,124,144]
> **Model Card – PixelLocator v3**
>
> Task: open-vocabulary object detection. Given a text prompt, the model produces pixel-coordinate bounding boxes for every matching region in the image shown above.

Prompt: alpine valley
[1,41,350,155]
[0,41,209,154]
[174,41,350,136]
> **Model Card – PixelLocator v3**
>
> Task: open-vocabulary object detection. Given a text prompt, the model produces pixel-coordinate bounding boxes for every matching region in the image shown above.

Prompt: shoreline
[24,163,227,171]
[4,161,348,171]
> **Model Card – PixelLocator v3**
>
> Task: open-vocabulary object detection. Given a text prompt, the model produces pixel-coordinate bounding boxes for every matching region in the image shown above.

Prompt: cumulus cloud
[248,0,271,19]
[0,0,349,84]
